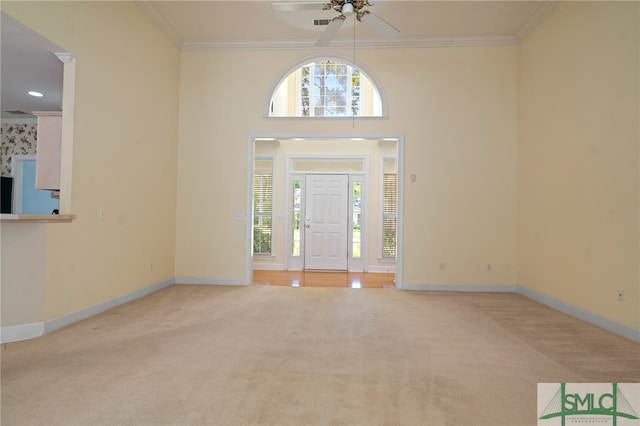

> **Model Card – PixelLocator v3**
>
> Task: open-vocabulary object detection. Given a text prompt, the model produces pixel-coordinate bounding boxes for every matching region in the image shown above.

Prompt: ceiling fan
[272,0,400,47]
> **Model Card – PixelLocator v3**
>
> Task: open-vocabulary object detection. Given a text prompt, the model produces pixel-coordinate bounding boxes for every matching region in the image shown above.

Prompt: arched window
[269,58,383,117]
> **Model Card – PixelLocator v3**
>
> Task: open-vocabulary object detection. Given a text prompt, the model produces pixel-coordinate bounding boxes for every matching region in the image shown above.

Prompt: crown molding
[54,52,74,63]
[515,0,560,43]
[182,40,316,51]
[138,0,554,52]
[182,35,518,51]
[135,1,183,48]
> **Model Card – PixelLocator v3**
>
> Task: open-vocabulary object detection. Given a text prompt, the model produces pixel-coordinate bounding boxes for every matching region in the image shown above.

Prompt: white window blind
[253,159,273,255]
[382,169,397,258]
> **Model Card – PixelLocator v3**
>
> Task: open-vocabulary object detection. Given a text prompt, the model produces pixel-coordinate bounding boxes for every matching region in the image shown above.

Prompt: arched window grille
[270,58,383,117]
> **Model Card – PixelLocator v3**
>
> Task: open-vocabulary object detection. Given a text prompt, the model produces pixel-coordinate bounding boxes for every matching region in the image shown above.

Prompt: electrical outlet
[149,261,154,271]
[487,264,492,272]
[440,262,445,271]
[617,290,624,302]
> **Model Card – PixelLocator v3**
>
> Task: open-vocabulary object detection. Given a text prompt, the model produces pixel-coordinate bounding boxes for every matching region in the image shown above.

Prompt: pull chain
[352,17,356,128]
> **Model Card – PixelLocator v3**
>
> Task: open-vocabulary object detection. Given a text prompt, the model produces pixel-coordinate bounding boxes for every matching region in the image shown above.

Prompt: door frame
[247,133,405,289]
[10,154,36,214]
[10,154,60,214]
[287,170,366,272]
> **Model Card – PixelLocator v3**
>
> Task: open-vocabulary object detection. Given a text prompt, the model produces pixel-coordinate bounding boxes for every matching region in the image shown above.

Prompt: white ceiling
[1,12,65,119]
[138,0,557,48]
[1,1,557,119]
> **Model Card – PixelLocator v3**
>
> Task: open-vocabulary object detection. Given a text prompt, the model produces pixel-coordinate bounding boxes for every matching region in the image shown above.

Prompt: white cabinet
[33,111,62,190]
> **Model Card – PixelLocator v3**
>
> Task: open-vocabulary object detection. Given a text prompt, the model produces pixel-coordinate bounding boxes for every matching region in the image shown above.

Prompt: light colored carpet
[2,285,639,425]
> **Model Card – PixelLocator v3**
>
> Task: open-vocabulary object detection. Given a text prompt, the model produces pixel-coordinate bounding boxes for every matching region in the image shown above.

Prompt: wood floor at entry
[253,270,395,288]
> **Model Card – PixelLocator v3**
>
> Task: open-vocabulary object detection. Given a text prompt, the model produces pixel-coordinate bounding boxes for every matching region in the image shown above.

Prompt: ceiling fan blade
[315,16,346,47]
[360,12,400,40]
[272,2,328,12]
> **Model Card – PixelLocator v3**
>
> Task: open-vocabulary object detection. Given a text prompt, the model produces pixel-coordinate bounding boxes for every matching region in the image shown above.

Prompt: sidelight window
[382,159,397,258]
[352,181,362,259]
[291,179,302,257]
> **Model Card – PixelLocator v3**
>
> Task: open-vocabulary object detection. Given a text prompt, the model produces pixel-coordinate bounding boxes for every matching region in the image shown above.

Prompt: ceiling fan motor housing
[327,0,372,15]
[272,0,398,46]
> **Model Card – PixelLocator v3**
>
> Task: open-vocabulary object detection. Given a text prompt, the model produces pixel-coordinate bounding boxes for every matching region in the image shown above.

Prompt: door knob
[305,224,311,229]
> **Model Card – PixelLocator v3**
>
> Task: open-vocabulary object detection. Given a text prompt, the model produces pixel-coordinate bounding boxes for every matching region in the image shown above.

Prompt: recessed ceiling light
[28,91,44,97]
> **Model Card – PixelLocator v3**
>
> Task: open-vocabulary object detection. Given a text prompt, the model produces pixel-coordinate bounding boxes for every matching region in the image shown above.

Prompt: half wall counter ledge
[0,213,76,223]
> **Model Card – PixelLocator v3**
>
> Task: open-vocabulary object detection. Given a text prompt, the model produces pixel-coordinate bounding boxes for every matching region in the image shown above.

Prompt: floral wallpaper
[0,121,38,177]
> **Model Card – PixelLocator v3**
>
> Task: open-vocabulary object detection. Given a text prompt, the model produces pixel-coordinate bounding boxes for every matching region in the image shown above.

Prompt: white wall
[1,223,46,328]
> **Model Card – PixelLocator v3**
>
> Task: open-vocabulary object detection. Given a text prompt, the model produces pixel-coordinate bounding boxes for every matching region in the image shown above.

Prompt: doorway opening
[248,134,404,289]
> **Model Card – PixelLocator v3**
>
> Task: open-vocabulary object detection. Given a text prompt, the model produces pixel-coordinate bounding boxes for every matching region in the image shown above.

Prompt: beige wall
[176,47,518,288]
[5,1,634,339]
[518,1,640,330]
[1,1,180,322]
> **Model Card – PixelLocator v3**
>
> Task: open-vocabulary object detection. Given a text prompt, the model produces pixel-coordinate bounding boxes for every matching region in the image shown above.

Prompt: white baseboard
[44,278,174,334]
[252,263,285,270]
[174,276,249,286]
[251,266,396,273]
[402,283,517,292]
[3,279,174,343]
[1,322,45,343]
[367,265,396,273]
[401,283,639,342]
[5,278,636,345]
[517,285,640,344]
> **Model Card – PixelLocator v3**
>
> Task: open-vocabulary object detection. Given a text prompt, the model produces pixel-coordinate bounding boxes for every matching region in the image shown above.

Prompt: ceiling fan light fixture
[273,0,399,46]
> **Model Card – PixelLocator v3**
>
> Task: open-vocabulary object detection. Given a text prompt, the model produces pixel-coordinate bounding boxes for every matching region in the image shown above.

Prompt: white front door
[304,174,349,270]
